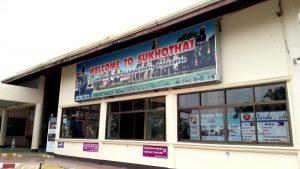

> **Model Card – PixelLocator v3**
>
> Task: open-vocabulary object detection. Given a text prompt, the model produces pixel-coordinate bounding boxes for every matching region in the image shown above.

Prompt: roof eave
[2,0,263,84]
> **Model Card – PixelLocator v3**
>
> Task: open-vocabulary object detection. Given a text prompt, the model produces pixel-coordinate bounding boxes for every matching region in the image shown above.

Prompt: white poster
[46,117,57,153]
[227,112,241,142]
[190,114,200,141]
[201,112,224,141]
[257,111,289,143]
[240,112,256,142]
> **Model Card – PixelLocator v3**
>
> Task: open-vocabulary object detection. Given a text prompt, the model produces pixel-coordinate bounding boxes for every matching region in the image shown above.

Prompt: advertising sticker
[143,145,168,159]
[57,141,64,148]
[83,143,99,152]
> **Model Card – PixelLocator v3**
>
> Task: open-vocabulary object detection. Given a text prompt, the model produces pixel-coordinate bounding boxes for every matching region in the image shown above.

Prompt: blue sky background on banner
[76,20,215,74]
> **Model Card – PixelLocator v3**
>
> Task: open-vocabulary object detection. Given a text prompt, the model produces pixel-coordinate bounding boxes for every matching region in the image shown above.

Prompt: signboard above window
[75,20,221,101]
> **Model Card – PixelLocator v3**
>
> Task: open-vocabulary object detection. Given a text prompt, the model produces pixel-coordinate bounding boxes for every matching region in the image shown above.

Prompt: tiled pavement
[0,148,125,169]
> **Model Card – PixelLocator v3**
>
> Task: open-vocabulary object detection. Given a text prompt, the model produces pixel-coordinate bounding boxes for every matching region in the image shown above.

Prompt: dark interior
[40,68,61,148]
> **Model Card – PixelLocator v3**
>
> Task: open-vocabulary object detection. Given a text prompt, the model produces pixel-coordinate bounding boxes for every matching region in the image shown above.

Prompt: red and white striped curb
[0,163,20,168]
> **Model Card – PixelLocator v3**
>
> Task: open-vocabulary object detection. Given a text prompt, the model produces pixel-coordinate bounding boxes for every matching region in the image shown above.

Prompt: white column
[99,102,107,160]
[0,108,8,147]
[31,76,45,151]
[31,104,43,150]
[99,102,107,141]
[166,93,177,169]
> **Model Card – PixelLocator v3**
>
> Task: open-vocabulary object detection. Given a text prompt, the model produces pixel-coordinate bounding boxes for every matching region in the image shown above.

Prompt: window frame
[177,82,293,146]
[59,104,100,139]
[105,96,166,141]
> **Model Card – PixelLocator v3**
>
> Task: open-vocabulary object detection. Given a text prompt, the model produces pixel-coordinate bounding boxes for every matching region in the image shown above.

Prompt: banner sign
[75,20,220,101]
[143,145,168,159]
[46,117,56,153]
[83,142,99,152]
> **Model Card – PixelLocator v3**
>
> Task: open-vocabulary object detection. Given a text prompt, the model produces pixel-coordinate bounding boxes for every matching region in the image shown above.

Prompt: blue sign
[75,20,220,101]
[57,141,64,148]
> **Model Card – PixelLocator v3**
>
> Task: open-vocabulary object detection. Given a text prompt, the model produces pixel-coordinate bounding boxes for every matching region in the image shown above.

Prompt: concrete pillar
[31,104,43,151]
[0,108,8,147]
[99,102,107,141]
[31,76,45,151]
[166,93,177,168]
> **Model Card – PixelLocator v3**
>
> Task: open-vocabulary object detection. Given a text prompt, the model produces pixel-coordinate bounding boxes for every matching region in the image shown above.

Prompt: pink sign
[83,143,99,152]
[143,145,168,159]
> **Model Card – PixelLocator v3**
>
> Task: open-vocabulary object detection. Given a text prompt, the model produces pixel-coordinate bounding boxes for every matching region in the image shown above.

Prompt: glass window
[60,104,100,139]
[109,102,119,112]
[201,90,224,106]
[200,108,224,141]
[106,114,119,138]
[106,97,166,141]
[134,99,146,110]
[147,111,165,140]
[120,100,133,112]
[255,104,290,143]
[255,84,286,102]
[177,82,291,145]
[227,106,256,142]
[178,93,200,108]
[179,110,191,140]
[226,87,253,105]
[178,109,200,141]
[150,97,166,109]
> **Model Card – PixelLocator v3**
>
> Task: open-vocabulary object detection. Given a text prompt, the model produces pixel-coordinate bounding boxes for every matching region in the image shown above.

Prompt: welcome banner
[75,20,220,101]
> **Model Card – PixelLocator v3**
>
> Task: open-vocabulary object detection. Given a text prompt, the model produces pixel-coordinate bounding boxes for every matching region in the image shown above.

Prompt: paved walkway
[0,148,124,169]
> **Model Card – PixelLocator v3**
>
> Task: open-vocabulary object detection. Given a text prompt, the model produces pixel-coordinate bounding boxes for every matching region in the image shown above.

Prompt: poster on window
[75,20,221,101]
[190,114,200,140]
[227,112,241,142]
[240,112,256,142]
[256,111,289,143]
[201,112,224,141]
[46,117,57,153]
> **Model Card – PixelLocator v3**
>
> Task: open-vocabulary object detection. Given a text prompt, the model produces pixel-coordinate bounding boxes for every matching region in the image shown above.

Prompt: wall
[281,0,300,166]
[55,1,299,168]
[0,83,42,104]
[18,78,39,89]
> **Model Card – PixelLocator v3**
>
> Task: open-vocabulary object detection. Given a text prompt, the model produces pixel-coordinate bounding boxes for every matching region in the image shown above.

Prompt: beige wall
[0,83,43,104]
[55,1,300,168]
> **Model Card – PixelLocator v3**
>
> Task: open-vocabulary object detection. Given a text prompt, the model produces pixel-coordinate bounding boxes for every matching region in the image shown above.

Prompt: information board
[46,117,57,153]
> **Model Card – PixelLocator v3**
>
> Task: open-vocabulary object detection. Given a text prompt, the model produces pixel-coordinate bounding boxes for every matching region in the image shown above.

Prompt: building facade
[1,0,300,169]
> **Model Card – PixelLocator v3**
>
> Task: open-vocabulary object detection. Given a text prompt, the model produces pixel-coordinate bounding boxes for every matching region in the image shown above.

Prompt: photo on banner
[75,20,220,101]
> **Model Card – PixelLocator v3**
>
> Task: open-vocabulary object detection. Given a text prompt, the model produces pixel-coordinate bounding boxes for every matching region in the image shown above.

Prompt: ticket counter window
[106,96,166,141]
[60,104,100,139]
[178,83,291,145]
